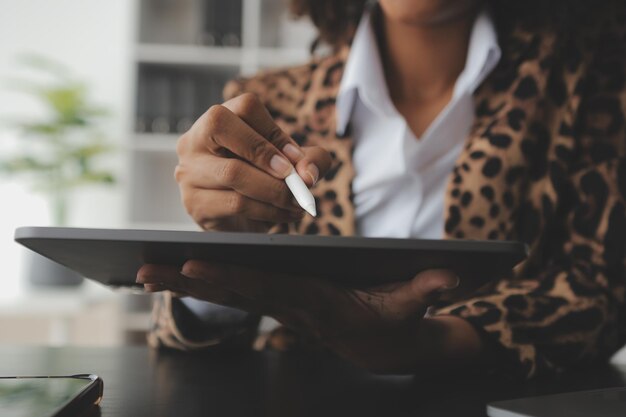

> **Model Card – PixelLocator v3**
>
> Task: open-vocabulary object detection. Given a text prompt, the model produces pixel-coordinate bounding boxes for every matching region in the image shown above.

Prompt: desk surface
[0,346,625,417]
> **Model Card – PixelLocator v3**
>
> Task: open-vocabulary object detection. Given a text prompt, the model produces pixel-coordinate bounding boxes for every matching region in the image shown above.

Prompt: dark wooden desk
[0,346,624,417]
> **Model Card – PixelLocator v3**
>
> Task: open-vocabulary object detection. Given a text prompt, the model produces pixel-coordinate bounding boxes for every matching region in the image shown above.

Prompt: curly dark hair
[289,0,625,51]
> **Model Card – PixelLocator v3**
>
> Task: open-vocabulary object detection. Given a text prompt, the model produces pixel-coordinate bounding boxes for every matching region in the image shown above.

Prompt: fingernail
[441,275,461,291]
[282,143,304,160]
[306,163,319,185]
[270,154,292,177]
[135,274,145,284]
[143,284,159,293]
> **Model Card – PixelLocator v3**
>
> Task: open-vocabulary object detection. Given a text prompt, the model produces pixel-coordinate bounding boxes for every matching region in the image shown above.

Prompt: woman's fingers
[295,146,333,187]
[384,269,459,319]
[137,264,263,313]
[143,283,169,293]
[222,94,333,188]
[353,269,459,322]
[176,154,297,211]
[223,93,298,155]
[140,260,336,333]
[175,92,333,232]
[409,269,460,302]
[180,260,328,317]
[181,189,305,227]
[197,104,293,178]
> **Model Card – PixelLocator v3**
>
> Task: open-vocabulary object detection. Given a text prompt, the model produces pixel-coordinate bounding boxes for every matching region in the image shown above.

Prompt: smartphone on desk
[0,374,103,417]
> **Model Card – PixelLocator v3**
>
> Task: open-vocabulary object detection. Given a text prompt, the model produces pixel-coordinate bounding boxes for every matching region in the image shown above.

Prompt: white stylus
[285,168,317,217]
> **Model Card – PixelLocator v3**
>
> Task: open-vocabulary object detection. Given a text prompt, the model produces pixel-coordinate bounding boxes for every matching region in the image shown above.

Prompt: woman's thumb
[294,146,332,187]
[388,269,460,318]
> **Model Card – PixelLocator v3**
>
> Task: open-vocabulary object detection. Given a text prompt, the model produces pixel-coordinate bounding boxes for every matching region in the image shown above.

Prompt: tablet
[14,227,528,290]
[487,387,626,417]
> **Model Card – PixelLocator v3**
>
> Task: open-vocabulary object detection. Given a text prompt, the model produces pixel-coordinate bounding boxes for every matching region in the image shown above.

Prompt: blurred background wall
[0,0,134,297]
[0,0,133,223]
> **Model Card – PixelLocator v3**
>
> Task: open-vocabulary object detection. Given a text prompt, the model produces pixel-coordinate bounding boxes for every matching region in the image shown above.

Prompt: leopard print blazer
[149,24,626,379]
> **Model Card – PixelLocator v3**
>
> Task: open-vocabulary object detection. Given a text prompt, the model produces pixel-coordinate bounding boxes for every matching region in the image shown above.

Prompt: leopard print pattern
[436,26,626,377]
[150,25,626,378]
[149,291,258,351]
[148,291,223,350]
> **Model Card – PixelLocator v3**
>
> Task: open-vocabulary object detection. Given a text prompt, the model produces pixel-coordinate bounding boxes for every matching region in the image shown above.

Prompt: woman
[137,0,626,379]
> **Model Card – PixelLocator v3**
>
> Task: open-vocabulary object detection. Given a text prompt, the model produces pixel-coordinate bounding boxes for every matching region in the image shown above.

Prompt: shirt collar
[454,10,501,97]
[336,9,502,136]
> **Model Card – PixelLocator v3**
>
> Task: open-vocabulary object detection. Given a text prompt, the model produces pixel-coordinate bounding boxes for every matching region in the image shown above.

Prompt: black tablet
[15,227,528,291]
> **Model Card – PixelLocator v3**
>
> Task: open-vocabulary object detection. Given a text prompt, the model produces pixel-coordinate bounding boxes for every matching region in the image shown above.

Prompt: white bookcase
[128,0,316,231]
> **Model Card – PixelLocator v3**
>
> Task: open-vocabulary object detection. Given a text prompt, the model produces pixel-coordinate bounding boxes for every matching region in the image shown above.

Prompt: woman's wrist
[360,315,485,375]
[415,315,485,375]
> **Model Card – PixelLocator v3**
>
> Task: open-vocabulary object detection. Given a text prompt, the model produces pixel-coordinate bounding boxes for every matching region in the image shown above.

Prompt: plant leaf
[0,157,55,174]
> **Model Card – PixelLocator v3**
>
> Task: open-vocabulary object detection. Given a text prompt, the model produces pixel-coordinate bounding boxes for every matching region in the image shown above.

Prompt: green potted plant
[0,55,117,286]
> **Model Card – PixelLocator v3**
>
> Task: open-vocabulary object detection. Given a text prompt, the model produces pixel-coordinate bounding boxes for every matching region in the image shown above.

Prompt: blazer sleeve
[436,140,626,378]
[148,292,260,350]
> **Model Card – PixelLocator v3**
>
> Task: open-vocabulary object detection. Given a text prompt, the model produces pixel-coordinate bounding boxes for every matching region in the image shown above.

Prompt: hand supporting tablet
[138,260,483,374]
[15,226,527,375]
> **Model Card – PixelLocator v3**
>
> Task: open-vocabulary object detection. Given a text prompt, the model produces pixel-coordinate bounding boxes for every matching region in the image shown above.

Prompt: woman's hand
[176,93,332,232]
[137,263,484,374]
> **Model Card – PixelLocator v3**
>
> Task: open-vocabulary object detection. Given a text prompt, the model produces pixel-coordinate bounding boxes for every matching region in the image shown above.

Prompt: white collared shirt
[336,9,501,238]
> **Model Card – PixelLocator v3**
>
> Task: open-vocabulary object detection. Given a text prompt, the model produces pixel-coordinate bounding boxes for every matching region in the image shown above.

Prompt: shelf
[256,47,310,67]
[136,43,243,67]
[132,133,178,152]
[136,43,310,68]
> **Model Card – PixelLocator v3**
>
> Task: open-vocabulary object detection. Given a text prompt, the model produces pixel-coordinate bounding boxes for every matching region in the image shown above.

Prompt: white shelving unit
[136,44,310,69]
[127,0,316,231]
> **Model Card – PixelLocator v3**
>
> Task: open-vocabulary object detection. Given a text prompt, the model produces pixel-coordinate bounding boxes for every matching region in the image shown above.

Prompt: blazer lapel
[293,47,357,237]
[443,29,559,243]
